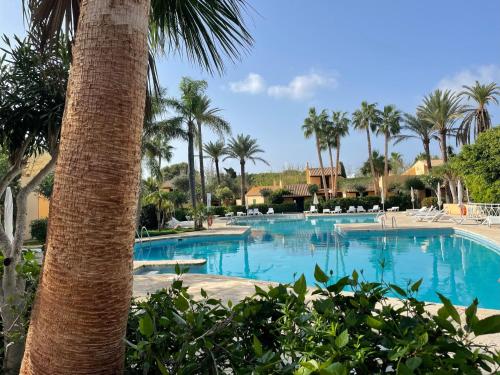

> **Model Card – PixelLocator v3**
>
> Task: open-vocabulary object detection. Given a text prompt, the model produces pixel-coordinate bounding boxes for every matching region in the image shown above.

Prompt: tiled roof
[307,167,338,177]
[284,184,311,197]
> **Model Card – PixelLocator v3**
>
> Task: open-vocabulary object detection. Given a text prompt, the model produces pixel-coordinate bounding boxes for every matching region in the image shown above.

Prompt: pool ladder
[136,226,152,250]
[378,214,397,229]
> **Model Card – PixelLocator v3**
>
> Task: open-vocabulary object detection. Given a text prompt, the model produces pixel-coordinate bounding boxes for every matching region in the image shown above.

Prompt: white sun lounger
[368,205,380,212]
[167,217,194,229]
[237,211,246,216]
[387,206,399,212]
[347,206,356,213]
[266,207,275,215]
[416,209,444,222]
[323,208,331,214]
[483,216,500,227]
[304,205,318,214]
[333,206,342,214]
[254,208,263,216]
[356,206,366,213]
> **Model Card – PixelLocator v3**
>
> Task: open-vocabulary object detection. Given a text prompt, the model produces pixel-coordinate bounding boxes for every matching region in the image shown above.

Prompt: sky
[2,0,500,175]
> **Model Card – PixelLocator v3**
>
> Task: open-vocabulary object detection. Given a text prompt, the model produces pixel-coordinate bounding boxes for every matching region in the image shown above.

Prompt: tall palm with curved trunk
[329,111,350,196]
[194,95,230,204]
[204,140,226,184]
[395,113,438,171]
[417,89,462,163]
[302,107,330,199]
[352,101,382,195]
[457,81,500,145]
[22,0,252,373]
[376,105,401,195]
[224,134,269,203]
[165,78,208,208]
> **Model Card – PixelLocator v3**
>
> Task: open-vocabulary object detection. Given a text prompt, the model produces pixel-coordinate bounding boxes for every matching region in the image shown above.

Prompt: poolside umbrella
[466,187,470,203]
[457,180,463,216]
[313,193,319,206]
[437,182,442,209]
[410,187,415,209]
[4,187,13,244]
[381,188,385,211]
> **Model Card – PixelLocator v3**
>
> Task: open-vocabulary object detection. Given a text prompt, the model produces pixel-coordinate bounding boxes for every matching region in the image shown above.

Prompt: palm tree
[22,1,253,373]
[389,152,404,175]
[352,101,382,194]
[204,140,226,184]
[457,81,500,145]
[376,105,401,194]
[193,95,230,204]
[361,150,386,180]
[302,107,330,199]
[417,89,462,163]
[143,135,174,180]
[165,78,208,208]
[224,134,269,203]
[395,113,438,171]
[329,111,350,196]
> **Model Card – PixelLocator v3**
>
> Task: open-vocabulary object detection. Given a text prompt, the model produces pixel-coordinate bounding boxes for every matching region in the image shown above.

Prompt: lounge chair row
[305,205,394,214]
[225,208,275,217]
[408,206,500,226]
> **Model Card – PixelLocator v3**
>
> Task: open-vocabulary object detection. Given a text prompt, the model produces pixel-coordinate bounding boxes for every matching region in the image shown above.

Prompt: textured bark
[315,134,328,199]
[20,0,150,373]
[327,145,335,197]
[334,135,340,197]
[240,160,246,204]
[366,128,379,195]
[423,139,432,171]
[439,130,448,163]
[383,132,389,197]
[197,121,207,205]
[187,121,197,208]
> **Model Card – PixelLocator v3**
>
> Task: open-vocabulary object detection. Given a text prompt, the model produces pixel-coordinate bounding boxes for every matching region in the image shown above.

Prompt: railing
[136,226,152,251]
[391,216,397,228]
[464,203,500,220]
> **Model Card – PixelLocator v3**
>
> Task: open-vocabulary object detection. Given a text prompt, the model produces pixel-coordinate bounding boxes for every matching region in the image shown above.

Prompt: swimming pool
[134,215,500,309]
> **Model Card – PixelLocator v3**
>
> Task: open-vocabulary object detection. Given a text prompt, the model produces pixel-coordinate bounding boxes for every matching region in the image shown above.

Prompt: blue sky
[2,1,500,175]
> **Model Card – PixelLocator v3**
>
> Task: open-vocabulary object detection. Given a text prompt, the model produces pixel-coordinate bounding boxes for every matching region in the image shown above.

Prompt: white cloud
[229,73,265,94]
[267,72,338,100]
[437,65,500,92]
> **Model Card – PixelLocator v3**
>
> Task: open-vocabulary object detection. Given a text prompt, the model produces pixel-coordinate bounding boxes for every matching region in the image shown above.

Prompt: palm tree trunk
[439,129,448,163]
[315,135,328,200]
[215,158,221,184]
[334,135,341,197]
[366,127,379,195]
[423,139,432,171]
[197,121,207,204]
[327,145,335,197]
[20,1,150,373]
[187,121,197,208]
[383,132,389,196]
[240,160,246,204]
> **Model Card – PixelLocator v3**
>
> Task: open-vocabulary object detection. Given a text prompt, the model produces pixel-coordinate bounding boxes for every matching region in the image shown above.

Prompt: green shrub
[228,205,246,214]
[30,218,48,243]
[385,194,413,210]
[208,206,226,216]
[421,196,438,208]
[139,204,158,229]
[404,176,426,191]
[126,265,500,374]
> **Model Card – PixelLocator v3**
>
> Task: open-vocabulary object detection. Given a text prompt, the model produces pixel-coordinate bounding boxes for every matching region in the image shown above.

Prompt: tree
[327,111,350,196]
[452,128,500,202]
[352,101,382,194]
[457,81,499,145]
[302,108,330,198]
[204,140,226,184]
[260,188,272,203]
[418,89,462,163]
[389,152,404,175]
[143,135,174,180]
[395,113,438,171]
[360,150,386,180]
[376,105,401,194]
[0,34,67,374]
[224,134,269,203]
[194,95,230,204]
[37,173,54,199]
[142,180,174,229]
[339,162,347,178]
[21,0,253,373]
[308,184,319,195]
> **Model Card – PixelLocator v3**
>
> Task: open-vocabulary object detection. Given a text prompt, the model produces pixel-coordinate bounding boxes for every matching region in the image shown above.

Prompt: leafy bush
[404,176,426,191]
[270,189,291,204]
[30,218,48,243]
[139,204,158,230]
[421,196,438,208]
[126,266,500,374]
[385,194,413,210]
[207,206,226,216]
[140,228,196,237]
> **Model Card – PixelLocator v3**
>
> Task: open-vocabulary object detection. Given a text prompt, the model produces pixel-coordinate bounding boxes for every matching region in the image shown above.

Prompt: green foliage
[161,163,188,181]
[308,184,319,195]
[308,196,382,212]
[140,204,159,229]
[421,197,438,208]
[30,218,48,244]
[452,128,500,202]
[171,174,190,192]
[165,190,188,208]
[214,186,234,205]
[269,189,291,204]
[207,206,225,216]
[227,203,297,214]
[126,266,500,374]
[339,161,347,178]
[137,228,196,237]
[248,170,306,186]
[36,172,54,199]
[404,176,426,191]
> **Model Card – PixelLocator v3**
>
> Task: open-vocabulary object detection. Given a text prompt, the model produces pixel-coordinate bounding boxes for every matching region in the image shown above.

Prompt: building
[402,159,444,176]
[22,154,52,237]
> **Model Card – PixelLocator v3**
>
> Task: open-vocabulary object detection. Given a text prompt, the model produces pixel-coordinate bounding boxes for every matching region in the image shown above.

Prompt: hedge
[421,196,438,208]
[227,203,298,214]
[30,218,48,243]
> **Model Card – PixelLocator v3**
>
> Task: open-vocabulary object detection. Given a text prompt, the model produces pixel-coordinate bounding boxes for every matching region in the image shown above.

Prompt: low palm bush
[126,266,500,374]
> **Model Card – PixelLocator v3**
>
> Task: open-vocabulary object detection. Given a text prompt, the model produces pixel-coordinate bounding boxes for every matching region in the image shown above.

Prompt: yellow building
[401,159,444,176]
[305,163,343,197]
[22,154,52,237]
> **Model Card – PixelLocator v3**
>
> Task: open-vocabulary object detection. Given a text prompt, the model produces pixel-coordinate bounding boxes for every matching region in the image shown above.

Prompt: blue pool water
[134,215,500,309]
